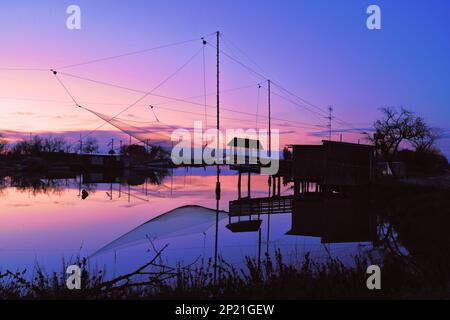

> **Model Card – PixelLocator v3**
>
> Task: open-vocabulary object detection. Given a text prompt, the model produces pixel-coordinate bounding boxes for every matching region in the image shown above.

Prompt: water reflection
[0,167,383,276]
[287,197,378,244]
[92,205,228,256]
[86,168,383,278]
[0,168,170,200]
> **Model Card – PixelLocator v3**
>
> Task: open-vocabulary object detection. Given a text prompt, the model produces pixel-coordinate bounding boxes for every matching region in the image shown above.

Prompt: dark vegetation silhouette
[1,181,449,299]
[81,137,99,154]
[0,134,7,155]
[11,136,70,155]
[370,107,448,175]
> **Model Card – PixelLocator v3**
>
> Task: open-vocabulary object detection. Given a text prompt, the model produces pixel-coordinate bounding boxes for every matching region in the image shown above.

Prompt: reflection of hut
[286,197,378,244]
[290,141,375,194]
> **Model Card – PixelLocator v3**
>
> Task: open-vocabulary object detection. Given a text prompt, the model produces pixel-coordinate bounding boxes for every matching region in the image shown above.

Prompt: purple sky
[0,0,449,156]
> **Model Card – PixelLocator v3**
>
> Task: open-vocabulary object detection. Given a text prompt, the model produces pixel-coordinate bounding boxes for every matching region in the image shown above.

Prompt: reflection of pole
[258,228,262,271]
[247,172,251,198]
[266,177,271,255]
[171,140,174,197]
[78,175,82,197]
[258,181,262,270]
[128,184,131,203]
[214,31,221,284]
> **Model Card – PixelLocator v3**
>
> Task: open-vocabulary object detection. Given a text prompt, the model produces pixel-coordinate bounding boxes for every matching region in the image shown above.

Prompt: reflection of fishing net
[83,107,174,145]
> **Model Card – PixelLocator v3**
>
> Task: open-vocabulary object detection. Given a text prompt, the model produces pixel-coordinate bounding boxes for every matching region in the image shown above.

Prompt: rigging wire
[51,70,80,107]
[260,83,326,121]
[0,67,49,71]
[55,34,215,70]
[270,81,329,116]
[218,33,369,134]
[219,33,329,116]
[53,71,323,129]
[3,32,369,138]
[53,46,203,140]
[208,42,329,120]
[82,107,170,142]
[149,105,160,122]
[0,83,258,107]
[216,33,370,133]
[220,34,268,82]
[206,42,267,82]
[149,104,320,130]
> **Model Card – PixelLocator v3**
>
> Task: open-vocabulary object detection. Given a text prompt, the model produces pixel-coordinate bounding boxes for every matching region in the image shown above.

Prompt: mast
[216,31,220,163]
[268,79,271,157]
[267,79,272,257]
[214,31,221,283]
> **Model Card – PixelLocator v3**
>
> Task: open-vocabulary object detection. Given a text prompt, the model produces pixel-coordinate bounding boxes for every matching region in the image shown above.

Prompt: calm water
[0,167,376,277]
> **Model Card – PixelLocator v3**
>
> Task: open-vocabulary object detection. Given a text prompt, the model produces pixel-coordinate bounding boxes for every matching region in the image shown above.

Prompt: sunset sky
[0,0,449,155]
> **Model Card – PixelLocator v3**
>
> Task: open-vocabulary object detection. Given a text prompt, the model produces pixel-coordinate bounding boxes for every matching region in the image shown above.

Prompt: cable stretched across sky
[51,70,324,130]
[2,31,370,145]
[216,32,371,134]
[56,32,217,70]
[0,83,259,108]
[50,67,322,128]
[49,31,356,135]
[52,46,204,140]
[206,42,330,120]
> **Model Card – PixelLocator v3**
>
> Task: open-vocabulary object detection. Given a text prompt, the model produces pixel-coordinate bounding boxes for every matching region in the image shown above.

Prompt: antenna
[108,138,114,154]
[79,133,83,154]
[326,106,334,141]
